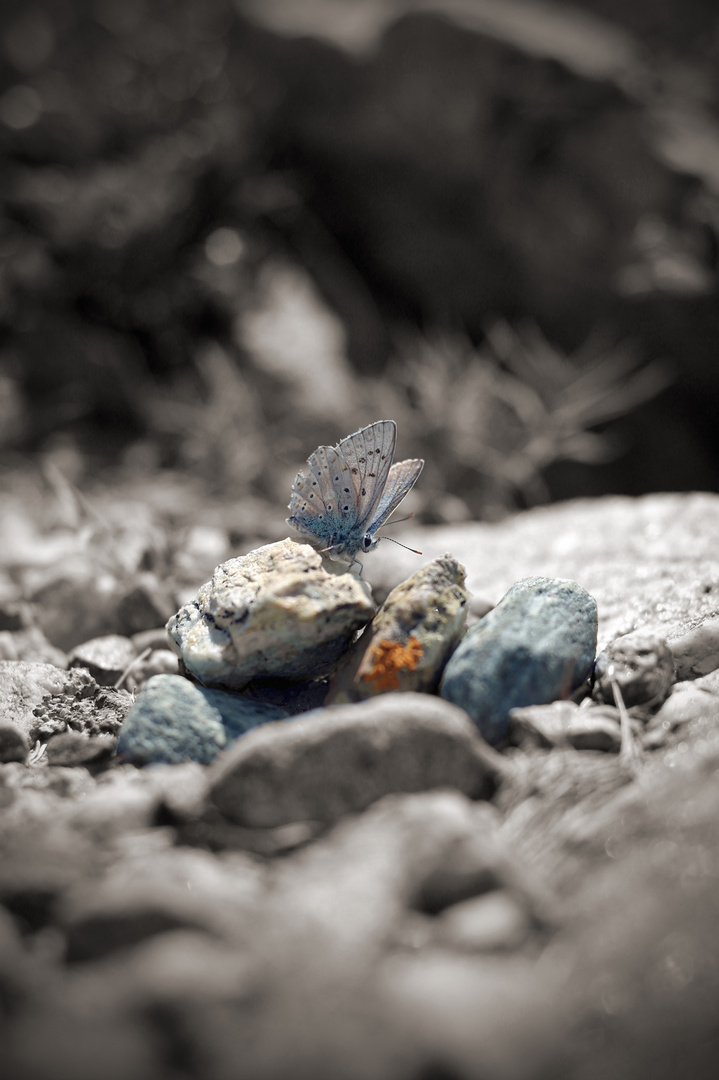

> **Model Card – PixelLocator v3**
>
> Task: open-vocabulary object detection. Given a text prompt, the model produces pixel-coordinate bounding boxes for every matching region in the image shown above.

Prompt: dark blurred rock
[0,603,30,632]
[29,567,126,652]
[0,722,28,764]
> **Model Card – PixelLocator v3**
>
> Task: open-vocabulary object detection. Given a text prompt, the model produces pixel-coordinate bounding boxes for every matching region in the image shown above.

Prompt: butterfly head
[360,532,379,554]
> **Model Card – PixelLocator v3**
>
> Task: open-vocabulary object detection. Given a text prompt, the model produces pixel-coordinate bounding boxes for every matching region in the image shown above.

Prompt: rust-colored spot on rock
[360,636,425,692]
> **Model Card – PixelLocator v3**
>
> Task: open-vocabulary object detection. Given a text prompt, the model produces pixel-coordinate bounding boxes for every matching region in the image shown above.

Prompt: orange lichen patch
[359,636,425,692]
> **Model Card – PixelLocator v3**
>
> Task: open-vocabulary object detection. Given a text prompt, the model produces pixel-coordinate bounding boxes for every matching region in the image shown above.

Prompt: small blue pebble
[117,674,289,766]
[440,576,597,745]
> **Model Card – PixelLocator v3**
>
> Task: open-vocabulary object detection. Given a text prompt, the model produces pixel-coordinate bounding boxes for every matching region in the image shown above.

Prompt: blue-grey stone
[440,576,597,745]
[116,674,289,766]
[199,687,289,743]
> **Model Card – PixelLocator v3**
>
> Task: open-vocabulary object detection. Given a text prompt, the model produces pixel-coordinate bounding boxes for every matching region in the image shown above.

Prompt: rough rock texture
[167,538,375,689]
[327,553,468,703]
[441,576,598,744]
[208,693,504,827]
[2,493,719,1080]
[0,661,84,739]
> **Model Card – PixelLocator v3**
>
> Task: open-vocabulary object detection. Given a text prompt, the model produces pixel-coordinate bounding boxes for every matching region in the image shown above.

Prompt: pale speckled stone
[326,554,468,704]
[668,616,719,681]
[167,539,375,690]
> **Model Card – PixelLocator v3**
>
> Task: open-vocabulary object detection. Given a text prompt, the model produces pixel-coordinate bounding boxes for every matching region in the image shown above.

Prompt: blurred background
[2,0,719,537]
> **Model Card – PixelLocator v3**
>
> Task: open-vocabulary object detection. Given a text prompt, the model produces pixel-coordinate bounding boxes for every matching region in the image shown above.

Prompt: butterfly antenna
[384,513,414,527]
[381,536,423,556]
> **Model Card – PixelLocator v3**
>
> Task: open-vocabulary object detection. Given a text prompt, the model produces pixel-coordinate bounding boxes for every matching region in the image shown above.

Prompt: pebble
[593,630,675,707]
[46,732,117,771]
[565,708,622,753]
[69,634,138,686]
[326,554,468,703]
[507,700,580,749]
[29,565,126,652]
[0,602,29,632]
[167,538,375,690]
[116,674,289,766]
[668,616,719,680]
[208,693,505,829]
[116,573,178,637]
[649,670,719,734]
[440,577,597,745]
[0,722,28,764]
[434,890,532,952]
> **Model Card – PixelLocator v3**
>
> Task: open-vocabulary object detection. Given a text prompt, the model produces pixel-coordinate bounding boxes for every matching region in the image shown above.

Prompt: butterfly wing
[365,457,424,537]
[338,420,397,529]
[287,443,352,546]
[287,420,413,561]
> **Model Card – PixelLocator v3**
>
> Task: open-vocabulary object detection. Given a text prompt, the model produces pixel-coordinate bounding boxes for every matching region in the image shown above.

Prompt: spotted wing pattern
[335,420,396,528]
[287,419,421,562]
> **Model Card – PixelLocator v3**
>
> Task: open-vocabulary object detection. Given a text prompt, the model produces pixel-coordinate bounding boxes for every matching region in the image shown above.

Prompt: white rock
[167,539,374,689]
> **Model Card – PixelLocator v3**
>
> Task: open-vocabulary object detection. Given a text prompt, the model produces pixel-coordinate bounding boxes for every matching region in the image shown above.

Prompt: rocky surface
[1,492,719,1079]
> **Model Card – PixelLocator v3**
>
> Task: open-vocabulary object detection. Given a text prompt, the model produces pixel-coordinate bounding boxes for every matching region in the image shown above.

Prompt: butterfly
[287,419,424,571]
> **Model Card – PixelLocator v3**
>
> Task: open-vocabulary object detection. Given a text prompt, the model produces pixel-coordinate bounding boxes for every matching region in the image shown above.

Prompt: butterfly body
[287,420,423,570]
